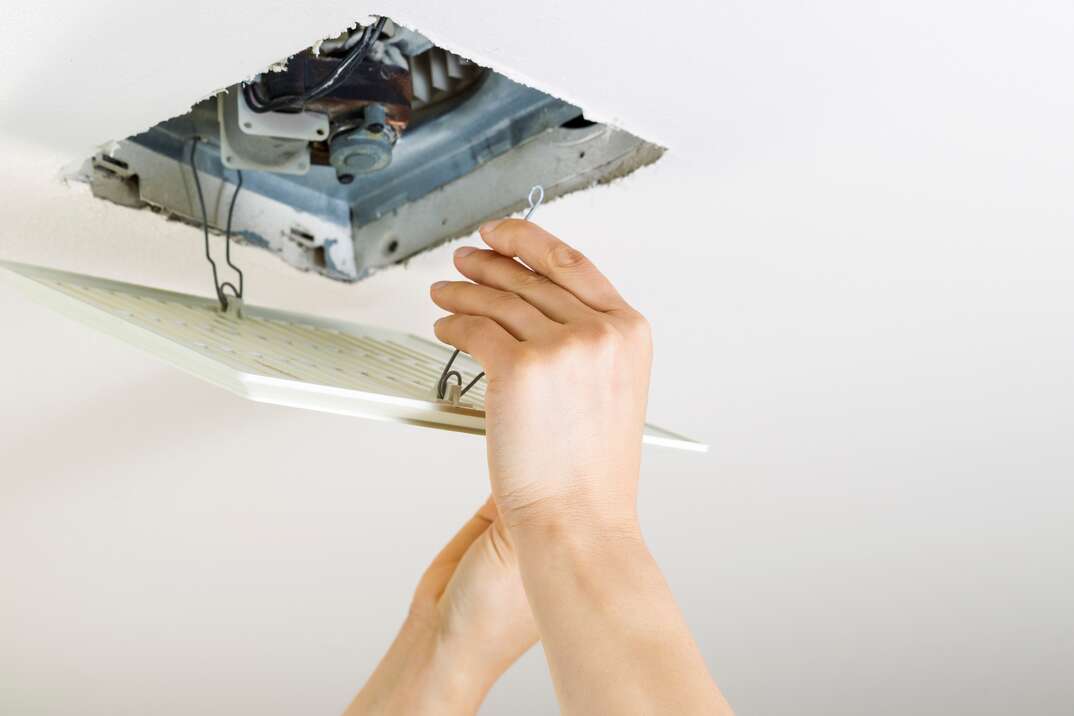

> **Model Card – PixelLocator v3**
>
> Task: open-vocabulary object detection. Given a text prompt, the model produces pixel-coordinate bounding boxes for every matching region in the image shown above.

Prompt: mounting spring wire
[189,137,245,312]
[436,349,485,401]
[436,185,545,402]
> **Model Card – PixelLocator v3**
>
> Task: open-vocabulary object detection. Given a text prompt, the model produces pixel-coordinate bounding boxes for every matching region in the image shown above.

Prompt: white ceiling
[1,2,1072,714]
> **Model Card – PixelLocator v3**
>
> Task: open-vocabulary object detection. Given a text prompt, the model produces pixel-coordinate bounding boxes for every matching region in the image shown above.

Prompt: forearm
[511,512,733,716]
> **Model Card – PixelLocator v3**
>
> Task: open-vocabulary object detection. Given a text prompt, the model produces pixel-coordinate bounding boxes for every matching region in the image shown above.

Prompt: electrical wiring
[243,17,387,114]
[223,167,244,298]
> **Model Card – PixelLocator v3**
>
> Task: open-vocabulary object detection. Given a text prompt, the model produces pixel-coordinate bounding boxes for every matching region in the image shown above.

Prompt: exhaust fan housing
[76,17,664,283]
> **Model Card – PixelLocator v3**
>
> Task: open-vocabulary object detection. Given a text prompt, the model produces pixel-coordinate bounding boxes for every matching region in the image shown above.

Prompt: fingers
[453,247,592,324]
[413,497,496,605]
[430,280,559,340]
[434,497,496,567]
[478,219,629,313]
[434,314,517,372]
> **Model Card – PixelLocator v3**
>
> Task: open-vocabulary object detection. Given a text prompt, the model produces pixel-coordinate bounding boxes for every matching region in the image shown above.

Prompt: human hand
[431,219,652,535]
[429,223,731,716]
[343,497,537,716]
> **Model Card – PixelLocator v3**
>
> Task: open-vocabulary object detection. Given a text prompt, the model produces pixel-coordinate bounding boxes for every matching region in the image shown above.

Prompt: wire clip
[435,185,545,404]
[436,348,484,404]
[189,137,246,314]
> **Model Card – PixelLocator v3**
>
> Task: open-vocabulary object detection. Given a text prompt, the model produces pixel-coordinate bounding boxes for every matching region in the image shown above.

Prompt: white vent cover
[2,262,705,451]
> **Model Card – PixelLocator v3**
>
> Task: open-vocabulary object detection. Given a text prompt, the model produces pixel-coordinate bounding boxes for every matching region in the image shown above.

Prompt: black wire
[224,168,244,297]
[436,349,484,400]
[189,138,225,309]
[460,371,485,397]
[244,17,387,114]
[441,369,462,392]
[189,137,244,310]
[306,17,385,103]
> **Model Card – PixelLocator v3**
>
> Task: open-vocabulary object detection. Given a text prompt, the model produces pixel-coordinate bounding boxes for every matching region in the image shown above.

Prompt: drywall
[2,2,1073,715]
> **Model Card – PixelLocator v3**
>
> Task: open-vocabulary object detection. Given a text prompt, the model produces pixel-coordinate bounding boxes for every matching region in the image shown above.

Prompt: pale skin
[343,218,734,715]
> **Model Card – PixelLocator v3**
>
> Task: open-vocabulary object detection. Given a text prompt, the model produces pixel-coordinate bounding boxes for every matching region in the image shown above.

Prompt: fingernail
[479,219,505,235]
[454,246,476,259]
[430,280,448,291]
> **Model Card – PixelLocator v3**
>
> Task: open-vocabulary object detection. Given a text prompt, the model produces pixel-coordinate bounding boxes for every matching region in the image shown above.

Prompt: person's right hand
[432,221,733,716]
[430,218,653,534]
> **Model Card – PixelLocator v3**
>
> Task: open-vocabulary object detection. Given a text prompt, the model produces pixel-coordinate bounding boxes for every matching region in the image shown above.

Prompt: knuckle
[548,243,588,271]
[552,321,625,363]
[467,315,495,332]
[554,329,602,360]
[583,320,622,347]
[514,270,550,291]
[491,290,524,311]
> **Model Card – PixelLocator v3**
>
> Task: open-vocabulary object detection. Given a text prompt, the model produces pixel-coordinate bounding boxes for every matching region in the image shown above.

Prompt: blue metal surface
[127,72,579,230]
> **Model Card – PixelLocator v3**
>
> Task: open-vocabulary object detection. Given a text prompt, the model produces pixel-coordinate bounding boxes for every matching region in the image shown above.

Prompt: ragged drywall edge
[14,2,676,301]
[51,9,669,267]
[47,10,666,179]
[23,9,382,171]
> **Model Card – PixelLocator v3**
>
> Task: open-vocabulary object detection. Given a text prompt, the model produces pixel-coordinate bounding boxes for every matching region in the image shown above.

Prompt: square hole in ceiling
[73,16,664,284]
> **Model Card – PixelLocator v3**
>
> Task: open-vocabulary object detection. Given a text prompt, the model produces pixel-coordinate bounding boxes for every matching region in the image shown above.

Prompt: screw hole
[225,155,234,163]
[386,239,399,255]
[579,151,586,159]
[243,121,253,129]
[316,128,326,136]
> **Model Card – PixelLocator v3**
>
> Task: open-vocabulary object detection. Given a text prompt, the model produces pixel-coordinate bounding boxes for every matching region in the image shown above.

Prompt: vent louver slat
[406,47,481,110]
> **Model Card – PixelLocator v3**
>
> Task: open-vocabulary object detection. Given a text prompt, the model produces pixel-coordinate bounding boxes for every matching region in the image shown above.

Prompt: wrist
[498,482,641,549]
[505,498,646,588]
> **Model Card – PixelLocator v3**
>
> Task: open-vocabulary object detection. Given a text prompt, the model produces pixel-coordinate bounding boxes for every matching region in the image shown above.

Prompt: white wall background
[2,2,1072,714]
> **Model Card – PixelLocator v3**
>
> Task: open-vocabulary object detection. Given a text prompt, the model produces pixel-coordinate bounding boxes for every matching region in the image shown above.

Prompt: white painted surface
[0,261,702,449]
[1,2,1072,715]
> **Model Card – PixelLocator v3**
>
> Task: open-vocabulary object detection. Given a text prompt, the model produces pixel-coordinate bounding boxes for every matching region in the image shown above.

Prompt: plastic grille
[2,261,703,451]
[52,279,487,404]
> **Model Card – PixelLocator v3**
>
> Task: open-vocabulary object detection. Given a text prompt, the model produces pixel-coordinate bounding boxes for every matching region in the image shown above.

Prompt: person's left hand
[343,497,538,715]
